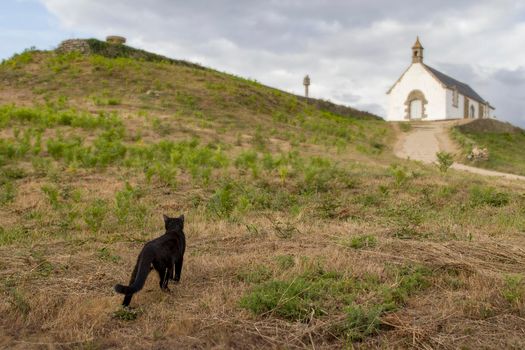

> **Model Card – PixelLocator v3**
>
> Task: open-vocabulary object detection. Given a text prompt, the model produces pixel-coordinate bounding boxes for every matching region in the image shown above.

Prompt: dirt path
[394,121,525,181]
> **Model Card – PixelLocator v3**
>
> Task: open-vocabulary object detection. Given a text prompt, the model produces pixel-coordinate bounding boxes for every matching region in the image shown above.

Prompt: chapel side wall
[387,63,446,121]
[467,99,480,119]
[446,89,464,119]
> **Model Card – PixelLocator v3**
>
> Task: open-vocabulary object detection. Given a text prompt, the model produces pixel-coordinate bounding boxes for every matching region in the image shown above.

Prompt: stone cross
[303,75,310,98]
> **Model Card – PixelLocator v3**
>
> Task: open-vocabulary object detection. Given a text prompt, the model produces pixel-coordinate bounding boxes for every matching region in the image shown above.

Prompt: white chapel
[386,37,494,121]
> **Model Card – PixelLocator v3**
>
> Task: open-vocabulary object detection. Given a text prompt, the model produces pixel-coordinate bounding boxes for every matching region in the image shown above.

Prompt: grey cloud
[493,67,525,86]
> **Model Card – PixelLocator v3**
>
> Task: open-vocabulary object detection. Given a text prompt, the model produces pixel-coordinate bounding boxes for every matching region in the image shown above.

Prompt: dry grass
[1,49,525,349]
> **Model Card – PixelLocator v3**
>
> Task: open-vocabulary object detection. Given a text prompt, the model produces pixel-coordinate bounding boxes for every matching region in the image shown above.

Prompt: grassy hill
[453,119,525,176]
[1,42,525,349]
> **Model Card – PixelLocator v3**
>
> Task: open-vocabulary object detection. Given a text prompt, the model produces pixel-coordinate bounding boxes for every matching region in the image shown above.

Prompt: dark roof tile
[424,64,486,103]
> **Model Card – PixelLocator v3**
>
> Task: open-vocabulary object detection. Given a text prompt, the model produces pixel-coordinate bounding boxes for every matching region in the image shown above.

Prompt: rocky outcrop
[56,39,92,54]
[467,146,489,161]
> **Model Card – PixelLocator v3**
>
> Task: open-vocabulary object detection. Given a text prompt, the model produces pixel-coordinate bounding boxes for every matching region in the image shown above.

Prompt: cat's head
[163,214,184,232]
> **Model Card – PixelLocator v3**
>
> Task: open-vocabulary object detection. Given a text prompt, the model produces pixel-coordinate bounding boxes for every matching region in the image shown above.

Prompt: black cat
[114,214,186,306]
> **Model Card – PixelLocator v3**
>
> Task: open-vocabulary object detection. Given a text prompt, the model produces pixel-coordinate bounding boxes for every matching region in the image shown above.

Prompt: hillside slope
[453,119,525,176]
[1,43,525,349]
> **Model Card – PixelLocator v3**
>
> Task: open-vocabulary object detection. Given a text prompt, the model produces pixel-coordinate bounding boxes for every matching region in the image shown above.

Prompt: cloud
[39,0,525,127]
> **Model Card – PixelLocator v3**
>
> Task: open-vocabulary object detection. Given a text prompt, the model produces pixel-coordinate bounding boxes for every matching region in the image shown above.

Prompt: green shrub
[469,185,509,207]
[6,286,31,316]
[436,151,454,173]
[1,47,37,68]
[502,274,524,306]
[239,278,325,321]
[275,255,295,270]
[0,182,17,204]
[41,184,61,209]
[113,307,141,321]
[151,117,172,136]
[84,199,108,232]
[114,182,146,225]
[0,105,123,130]
[343,305,383,341]
[348,235,377,249]
[235,150,258,169]
[47,127,126,168]
[0,226,31,246]
[97,247,121,263]
[389,164,409,186]
[145,162,178,189]
[385,205,425,239]
[207,181,237,218]
[92,95,122,106]
[240,264,431,341]
[251,126,267,151]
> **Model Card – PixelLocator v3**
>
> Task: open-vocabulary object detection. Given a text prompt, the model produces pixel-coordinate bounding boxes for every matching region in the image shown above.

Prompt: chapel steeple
[412,36,424,63]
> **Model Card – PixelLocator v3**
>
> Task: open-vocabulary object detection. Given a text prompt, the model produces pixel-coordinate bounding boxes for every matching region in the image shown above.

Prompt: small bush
[6,287,31,316]
[0,105,123,130]
[348,235,377,249]
[113,307,141,321]
[275,255,295,270]
[207,182,237,219]
[235,150,259,176]
[388,164,409,186]
[436,151,454,173]
[469,185,509,207]
[97,247,121,263]
[251,126,267,151]
[343,305,383,341]
[502,274,524,306]
[145,162,178,189]
[0,226,27,246]
[41,184,61,209]
[84,199,108,232]
[239,278,324,321]
[241,265,431,342]
[114,182,147,226]
[0,182,17,205]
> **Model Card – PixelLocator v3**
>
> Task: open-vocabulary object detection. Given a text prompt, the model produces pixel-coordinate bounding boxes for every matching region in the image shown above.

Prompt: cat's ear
[179,214,184,223]
[163,214,169,222]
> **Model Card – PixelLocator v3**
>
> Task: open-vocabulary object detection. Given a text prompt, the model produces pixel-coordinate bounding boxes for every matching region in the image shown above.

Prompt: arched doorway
[410,100,423,119]
[469,105,475,119]
[404,90,428,120]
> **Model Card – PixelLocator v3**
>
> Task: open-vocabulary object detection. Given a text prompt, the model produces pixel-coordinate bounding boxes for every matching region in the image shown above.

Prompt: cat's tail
[114,254,152,295]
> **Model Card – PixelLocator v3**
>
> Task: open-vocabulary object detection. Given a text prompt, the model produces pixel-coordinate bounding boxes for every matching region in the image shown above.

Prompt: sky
[1,0,525,127]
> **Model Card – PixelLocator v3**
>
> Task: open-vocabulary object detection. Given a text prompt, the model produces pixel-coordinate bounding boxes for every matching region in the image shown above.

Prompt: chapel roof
[424,64,487,104]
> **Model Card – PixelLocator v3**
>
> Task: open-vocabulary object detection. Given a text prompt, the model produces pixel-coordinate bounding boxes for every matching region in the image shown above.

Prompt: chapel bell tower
[412,36,424,63]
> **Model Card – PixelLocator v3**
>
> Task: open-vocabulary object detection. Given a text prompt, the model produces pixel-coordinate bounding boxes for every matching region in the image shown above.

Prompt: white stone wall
[386,63,446,121]
[446,90,496,119]
[445,89,463,119]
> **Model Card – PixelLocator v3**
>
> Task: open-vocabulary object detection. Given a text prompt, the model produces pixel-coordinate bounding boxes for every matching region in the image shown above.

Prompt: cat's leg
[167,264,174,283]
[154,262,170,291]
[174,257,183,283]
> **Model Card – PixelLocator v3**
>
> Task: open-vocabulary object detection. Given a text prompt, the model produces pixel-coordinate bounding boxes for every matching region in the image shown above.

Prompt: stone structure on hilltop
[303,75,310,98]
[106,36,126,45]
[56,35,127,54]
[56,39,92,54]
